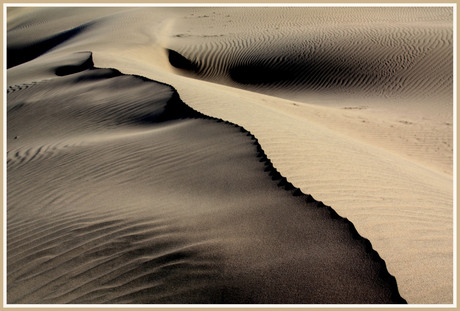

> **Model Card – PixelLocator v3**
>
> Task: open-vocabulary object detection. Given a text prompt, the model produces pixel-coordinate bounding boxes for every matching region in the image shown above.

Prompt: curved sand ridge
[7,52,406,304]
[6,7,453,304]
[166,7,452,104]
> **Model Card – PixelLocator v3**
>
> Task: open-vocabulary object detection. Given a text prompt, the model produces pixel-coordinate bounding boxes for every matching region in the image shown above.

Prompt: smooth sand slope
[7,7,453,304]
[7,52,406,304]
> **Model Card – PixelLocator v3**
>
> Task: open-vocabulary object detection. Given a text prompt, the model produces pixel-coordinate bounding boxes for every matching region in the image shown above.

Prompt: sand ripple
[7,54,406,304]
[6,6,453,304]
[166,7,452,103]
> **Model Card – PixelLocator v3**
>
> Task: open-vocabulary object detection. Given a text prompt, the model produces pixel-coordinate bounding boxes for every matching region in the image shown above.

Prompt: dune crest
[7,53,407,304]
[6,7,453,304]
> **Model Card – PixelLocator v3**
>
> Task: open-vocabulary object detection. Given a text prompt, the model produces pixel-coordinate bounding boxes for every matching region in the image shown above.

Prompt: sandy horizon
[5,6,454,305]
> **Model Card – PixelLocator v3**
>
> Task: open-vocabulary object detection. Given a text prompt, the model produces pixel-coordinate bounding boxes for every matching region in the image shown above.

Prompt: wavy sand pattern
[166,8,452,101]
[6,7,453,304]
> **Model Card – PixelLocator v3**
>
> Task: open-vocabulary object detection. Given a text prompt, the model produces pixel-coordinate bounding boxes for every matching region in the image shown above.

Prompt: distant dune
[6,6,453,304]
[165,8,452,104]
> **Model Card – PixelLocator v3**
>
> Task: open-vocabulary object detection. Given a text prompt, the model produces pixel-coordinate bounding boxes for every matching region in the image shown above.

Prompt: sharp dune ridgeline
[6,7,453,304]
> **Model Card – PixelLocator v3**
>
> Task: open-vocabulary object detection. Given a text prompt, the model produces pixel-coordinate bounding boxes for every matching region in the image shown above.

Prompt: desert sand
[6,6,453,304]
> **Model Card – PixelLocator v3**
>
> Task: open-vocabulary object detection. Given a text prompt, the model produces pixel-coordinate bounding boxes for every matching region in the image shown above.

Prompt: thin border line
[3,2,8,309]
[3,2,458,7]
[2,304,457,308]
[452,2,458,308]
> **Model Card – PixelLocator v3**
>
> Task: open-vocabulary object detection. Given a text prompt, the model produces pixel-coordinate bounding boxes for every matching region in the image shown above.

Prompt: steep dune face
[6,6,453,304]
[7,54,406,304]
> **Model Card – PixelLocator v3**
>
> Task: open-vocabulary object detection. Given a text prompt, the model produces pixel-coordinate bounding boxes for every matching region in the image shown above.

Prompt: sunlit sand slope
[6,6,453,304]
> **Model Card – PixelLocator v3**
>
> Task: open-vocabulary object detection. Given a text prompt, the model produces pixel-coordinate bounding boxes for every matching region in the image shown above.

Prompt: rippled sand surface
[6,6,453,304]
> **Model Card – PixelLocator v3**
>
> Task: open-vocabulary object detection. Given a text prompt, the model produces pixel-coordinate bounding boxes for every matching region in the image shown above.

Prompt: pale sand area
[7,7,453,303]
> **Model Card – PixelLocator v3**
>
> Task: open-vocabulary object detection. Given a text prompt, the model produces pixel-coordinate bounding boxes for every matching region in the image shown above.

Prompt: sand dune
[7,53,406,304]
[6,6,453,304]
[165,8,452,104]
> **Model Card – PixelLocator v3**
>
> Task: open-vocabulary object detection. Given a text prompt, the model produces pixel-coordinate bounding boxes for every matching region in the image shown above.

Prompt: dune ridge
[7,52,407,304]
[6,7,453,304]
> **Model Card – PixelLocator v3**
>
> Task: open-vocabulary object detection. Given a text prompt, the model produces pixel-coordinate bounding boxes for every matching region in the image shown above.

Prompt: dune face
[7,53,406,304]
[6,6,453,304]
[165,8,452,104]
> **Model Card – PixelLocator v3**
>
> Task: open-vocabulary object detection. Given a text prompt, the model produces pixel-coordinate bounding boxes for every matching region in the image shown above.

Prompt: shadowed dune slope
[6,7,124,68]
[7,25,87,69]
[7,53,406,304]
[165,7,452,105]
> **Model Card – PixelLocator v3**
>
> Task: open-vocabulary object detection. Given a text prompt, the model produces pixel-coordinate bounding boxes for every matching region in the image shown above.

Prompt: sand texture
[6,7,453,304]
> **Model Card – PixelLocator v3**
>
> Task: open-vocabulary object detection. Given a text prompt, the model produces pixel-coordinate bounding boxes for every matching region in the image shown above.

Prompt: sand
[6,6,454,304]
